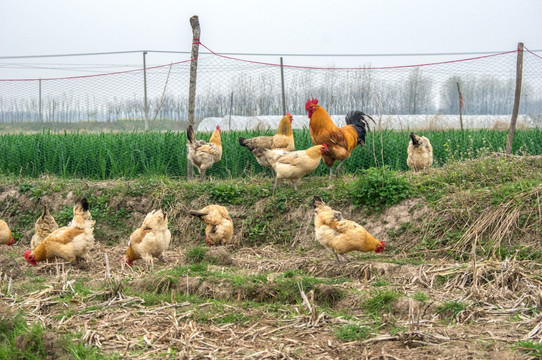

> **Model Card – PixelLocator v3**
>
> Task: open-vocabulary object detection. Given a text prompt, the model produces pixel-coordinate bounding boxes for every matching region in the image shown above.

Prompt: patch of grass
[271,271,346,305]
[436,300,466,321]
[14,281,49,294]
[434,273,454,286]
[371,278,389,287]
[0,313,115,360]
[139,266,346,307]
[137,291,173,306]
[496,245,542,262]
[55,204,76,226]
[186,246,209,264]
[27,274,47,283]
[0,313,46,359]
[517,340,542,358]
[364,290,401,315]
[350,166,412,211]
[208,183,244,205]
[63,337,121,360]
[335,324,371,341]
[387,221,414,239]
[387,256,426,265]
[78,305,103,315]
[228,272,267,287]
[144,263,210,287]
[72,278,94,296]
[389,325,408,335]
[213,312,251,325]
[411,292,430,304]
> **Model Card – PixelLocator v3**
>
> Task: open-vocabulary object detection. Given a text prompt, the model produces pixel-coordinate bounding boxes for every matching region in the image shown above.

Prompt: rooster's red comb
[216,125,221,131]
[24,250,31,260]
[286,112,292,117]
[305,98,318,111]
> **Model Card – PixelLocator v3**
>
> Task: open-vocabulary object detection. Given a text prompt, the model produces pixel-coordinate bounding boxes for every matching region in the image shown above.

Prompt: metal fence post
[280,57,286,115]
[229,91,233,130]
[38,78,42,122]
[506,42,524,155]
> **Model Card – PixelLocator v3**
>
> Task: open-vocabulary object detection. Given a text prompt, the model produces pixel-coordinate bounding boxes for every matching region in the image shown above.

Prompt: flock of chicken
[0,199,231,268]
[188,97,433,185]
[0,97,433,266]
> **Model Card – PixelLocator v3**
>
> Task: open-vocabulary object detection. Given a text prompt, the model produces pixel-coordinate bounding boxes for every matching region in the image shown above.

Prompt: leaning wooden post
[506,42,524,155]
[187,15,201,179]
[456,82,464,131]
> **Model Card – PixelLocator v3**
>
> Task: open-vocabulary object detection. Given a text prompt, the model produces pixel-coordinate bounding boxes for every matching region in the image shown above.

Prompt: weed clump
[186,246,208,264]
[350,166,411,211]
[335,324,371,341]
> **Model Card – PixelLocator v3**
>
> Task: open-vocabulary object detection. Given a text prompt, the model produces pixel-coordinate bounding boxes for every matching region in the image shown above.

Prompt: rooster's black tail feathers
[346,110,374,146]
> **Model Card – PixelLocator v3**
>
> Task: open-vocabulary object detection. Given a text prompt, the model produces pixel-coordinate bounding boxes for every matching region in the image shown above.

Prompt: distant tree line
[0,67,540,123]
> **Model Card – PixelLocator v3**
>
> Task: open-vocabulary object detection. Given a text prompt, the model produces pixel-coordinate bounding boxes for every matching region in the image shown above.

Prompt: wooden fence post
[187,15,201,179]
[506,42,524,155]
[456,82,464,131]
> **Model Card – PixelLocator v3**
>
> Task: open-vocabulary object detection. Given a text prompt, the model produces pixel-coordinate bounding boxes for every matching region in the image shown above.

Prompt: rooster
[31,204,59,250]
[0,220,14,246]
[305,98,374,180]
[238,113,295,174]
[407,132,433,171]
[313,196,385,263]
[24,199,94,265]
[123,209,171,268]
[263,144,327,193]
[187,124,222,180]
[190,205,233,246]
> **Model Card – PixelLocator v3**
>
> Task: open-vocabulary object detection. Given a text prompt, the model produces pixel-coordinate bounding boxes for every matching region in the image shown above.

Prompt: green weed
[436,300,466,321]
[186,246,209,264]
[411,292,430,303]
[364,290,401,315]
[335,324,371,341]
[350,166,412,211]
[517,340,542,357]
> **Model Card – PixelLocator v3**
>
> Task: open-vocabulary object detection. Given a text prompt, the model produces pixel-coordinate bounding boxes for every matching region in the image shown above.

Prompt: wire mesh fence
[0,44,541,178]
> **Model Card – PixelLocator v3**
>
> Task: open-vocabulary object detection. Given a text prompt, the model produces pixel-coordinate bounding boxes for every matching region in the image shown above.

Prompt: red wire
[198,42,517,70]
[0,42,521,82]
[525,46,542,61]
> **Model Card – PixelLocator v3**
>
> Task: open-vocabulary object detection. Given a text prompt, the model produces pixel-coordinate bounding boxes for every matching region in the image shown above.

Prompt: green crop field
[1,128,541,179]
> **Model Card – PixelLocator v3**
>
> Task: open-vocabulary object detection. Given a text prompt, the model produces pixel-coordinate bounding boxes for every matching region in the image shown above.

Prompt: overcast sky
[1,0,541,79]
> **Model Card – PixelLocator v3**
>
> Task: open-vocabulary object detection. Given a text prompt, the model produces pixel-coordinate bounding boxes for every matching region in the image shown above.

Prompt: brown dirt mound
[0,256,23,280]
